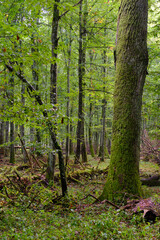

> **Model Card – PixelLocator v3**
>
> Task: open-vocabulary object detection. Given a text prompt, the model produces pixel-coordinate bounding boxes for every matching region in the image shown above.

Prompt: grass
[0,156,160,239]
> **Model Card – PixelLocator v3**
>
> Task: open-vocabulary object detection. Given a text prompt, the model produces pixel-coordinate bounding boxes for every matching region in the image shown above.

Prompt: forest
[0,0,160,239]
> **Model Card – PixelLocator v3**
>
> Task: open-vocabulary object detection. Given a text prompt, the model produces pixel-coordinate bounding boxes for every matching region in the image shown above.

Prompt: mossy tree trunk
[100,0,148,200]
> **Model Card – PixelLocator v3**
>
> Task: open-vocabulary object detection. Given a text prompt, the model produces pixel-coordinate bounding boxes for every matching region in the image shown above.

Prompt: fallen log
[141,175,160,186]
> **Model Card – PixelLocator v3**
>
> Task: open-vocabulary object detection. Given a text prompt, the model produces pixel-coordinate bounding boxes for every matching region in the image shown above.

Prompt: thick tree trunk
[100,0,148,200]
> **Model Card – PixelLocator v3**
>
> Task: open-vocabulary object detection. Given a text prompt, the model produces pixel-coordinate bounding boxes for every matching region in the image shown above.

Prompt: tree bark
[66,22,72,165]
[100,0,148,200]
[20,80,27,163]
[0,121,4,157]
[47,0,60,181]
[4,121,9,157]
[88,51,95,157]
[9,75,15,164]
[75,0,88,163]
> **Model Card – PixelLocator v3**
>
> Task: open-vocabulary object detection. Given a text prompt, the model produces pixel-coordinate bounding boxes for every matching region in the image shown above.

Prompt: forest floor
[0,154,160,239]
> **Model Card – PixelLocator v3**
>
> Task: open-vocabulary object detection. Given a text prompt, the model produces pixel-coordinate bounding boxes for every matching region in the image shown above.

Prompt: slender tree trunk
[30,126,35,154]
[66,22,72,165]
[89,101,95,157]
[4,121,9,157]
[100,0,148,200]
[69,105,74,155]
[99,49,107,162]
[75,0,88,163]
[47,0,60,181]
[20,81,27,162]
[88,51,95,157]
[9,75,15,164]
[94,105,99,155]
[6,64,67,196]
[0,121,4,157]
[31,30,41,156]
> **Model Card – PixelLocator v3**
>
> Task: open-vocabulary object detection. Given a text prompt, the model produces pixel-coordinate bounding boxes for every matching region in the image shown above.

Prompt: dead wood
[18,133,33,169]
[122,198,160,223]
[141,175,160,186]
[141,135,160,164]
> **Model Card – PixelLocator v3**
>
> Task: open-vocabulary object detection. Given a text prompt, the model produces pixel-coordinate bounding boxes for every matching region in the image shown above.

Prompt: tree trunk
[9,75,15,164]
[94,105,99,155]
[88,51,95,157]
[31,29,42,156]
[4,121,9,157]
[69,106,74,155]
[100,48,107,162]
[100,0,148,200]
[47,0,60,181]
[66,22,72,165]
[20,81,27,163]
[89,101,95,157]
[0,121,4,157]
[75,0,88,163]
[6,64,68,196]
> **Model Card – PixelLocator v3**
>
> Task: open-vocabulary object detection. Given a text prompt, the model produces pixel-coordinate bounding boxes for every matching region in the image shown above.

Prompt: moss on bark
[99,0,148,201]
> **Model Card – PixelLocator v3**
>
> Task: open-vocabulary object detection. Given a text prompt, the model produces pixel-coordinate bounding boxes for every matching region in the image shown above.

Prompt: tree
[75,0,88,163]
[46,0,60,182]
[100,0,148,200]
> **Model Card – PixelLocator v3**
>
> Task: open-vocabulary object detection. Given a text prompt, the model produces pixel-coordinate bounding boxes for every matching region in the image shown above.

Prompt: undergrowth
[0,204,160,240]
[0,158,160,239]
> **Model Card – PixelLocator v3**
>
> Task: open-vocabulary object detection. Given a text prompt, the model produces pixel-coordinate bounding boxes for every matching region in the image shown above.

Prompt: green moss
[99,0,148,201]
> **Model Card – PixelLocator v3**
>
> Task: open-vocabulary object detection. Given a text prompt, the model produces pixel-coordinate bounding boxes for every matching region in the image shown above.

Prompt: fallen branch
[30,152,42,169]
[81,194,119,209]
[18,133,33,170]
[100,199,119,209]
[141,175,160,186]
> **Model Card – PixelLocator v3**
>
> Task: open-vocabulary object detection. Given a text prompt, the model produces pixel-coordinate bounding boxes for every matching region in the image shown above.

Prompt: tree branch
[59,0,83,19]
[5,64,68,196]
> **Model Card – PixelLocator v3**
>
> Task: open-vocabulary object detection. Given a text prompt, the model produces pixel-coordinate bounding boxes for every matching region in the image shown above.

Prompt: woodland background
[0,0,160,239]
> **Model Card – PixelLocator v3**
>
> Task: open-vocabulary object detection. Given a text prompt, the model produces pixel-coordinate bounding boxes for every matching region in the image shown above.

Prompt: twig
[18,133,33,170]
[68,175,84,185]
[26,191,40,209]
[6,176,20,192]
[14,171,25,187]
[100,199,119,209]
[30,152,41,168]
[4,185,11,199]
[81,193,100,202]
